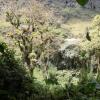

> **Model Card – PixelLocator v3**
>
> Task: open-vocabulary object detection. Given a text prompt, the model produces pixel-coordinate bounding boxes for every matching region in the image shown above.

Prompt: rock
[51,38,83,69]
[60,38,80,51]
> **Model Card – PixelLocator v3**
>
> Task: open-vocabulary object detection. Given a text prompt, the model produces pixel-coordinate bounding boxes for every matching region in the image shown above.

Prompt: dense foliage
[0,42,34,100]
[0,0,100,100]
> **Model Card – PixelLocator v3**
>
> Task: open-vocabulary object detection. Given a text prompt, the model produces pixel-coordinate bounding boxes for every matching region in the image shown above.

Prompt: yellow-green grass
[0,20,11,28]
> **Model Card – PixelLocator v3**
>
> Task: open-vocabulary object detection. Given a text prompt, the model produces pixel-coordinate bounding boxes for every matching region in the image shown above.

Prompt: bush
[44,69,58,85]
[1,44,100,100]
[0,42,34,100]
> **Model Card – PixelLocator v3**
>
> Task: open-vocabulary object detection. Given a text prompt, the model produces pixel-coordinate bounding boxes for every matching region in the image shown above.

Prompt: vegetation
[0,0,100,100]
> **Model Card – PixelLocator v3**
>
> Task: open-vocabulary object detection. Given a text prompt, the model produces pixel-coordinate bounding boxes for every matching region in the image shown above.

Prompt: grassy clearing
[62,18,91,37]
[61,7,100,37]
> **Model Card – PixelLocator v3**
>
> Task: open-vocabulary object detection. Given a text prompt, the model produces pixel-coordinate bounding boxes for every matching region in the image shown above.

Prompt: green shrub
[44,71,58,85]
[0,42,34,100]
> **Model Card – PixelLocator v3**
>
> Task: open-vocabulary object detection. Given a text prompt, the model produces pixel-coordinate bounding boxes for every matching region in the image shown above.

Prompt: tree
[6,1,57,77]
[81,15,100,74]
[6,11,36,76]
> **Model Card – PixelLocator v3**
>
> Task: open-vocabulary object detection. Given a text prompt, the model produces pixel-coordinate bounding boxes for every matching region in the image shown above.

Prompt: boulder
[51,38,83,69]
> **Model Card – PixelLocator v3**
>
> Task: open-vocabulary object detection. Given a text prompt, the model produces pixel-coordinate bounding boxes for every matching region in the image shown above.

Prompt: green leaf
[76,0,89,6]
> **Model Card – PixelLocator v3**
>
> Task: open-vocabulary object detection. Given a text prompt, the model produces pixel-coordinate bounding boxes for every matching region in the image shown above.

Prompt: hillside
[41,0,100,37]
[0,0,100,38]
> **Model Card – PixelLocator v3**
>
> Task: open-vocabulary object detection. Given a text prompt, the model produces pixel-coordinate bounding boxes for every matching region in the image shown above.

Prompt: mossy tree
[5,1,58,77]
[81,15,100,75]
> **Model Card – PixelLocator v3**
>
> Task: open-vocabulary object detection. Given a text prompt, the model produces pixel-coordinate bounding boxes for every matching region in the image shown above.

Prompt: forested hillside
[0,0,100,100]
